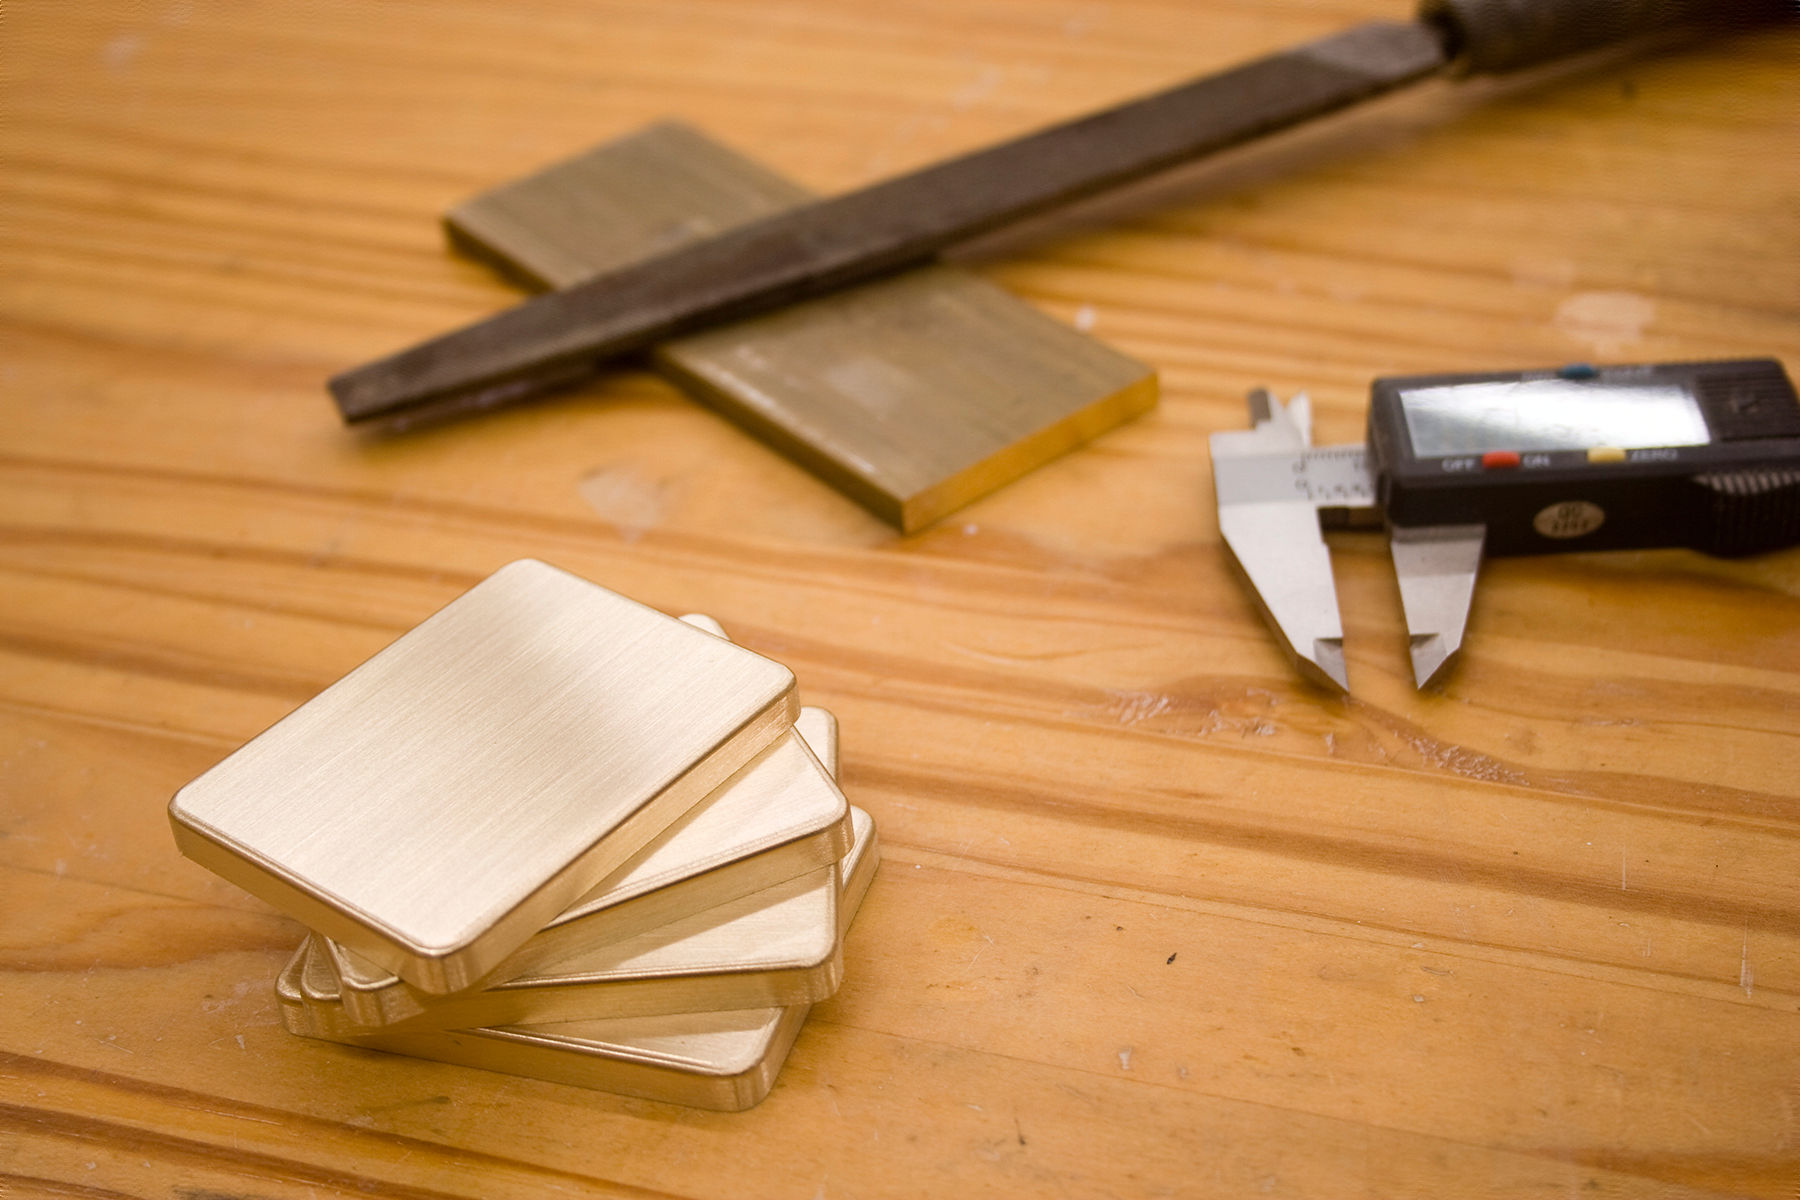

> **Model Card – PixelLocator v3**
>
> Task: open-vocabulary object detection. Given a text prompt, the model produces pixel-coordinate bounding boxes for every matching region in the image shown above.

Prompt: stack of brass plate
[170,562,879,1110]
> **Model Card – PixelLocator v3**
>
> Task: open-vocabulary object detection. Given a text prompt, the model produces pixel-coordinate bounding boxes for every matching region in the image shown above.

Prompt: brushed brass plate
[169,560,796,994]
[276,809,879,1110]
[325,705,851,1023]
[446,122,811,294]
[288,805,878,1043]
[676,612,729,639]
[316,859,839,1031]
[276,964,806,1112]
[792,705,837,786]
[659,266,1159,531]
[302,806,877,1034]
[285,805,877,1040]
[447,121,1157,532]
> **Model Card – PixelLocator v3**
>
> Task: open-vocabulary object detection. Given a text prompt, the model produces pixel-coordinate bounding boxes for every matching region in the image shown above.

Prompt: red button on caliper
[1481,450,1522,469]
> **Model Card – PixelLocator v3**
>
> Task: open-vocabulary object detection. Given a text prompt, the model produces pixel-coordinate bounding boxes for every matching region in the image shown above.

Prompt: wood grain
[3,2,1798,1197]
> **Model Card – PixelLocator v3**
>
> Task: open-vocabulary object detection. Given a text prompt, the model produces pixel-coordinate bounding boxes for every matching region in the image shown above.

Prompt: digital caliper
[1209,359,1800,691]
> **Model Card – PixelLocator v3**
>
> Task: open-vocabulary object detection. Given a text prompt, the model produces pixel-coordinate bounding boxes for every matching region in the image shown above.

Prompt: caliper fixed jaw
[1220,493,1352,691]
[1210,390,1370,692]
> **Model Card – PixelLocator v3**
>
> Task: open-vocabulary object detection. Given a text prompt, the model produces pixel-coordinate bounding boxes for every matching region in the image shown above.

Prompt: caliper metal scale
[1210,359,1800,691]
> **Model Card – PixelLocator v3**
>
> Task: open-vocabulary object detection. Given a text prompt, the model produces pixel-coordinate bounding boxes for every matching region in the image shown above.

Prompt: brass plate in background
[446,122,1157,532]
[277,807,880,1111]
[170,560,796,994]
[445,122,810,294]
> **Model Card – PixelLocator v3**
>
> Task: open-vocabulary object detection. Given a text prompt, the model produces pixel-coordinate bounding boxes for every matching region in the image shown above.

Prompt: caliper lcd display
[1397,378,1712,457]
[1371,358,1800,558]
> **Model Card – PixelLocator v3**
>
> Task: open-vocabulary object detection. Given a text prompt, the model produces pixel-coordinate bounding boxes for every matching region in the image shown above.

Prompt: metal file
[329,2,1789,431]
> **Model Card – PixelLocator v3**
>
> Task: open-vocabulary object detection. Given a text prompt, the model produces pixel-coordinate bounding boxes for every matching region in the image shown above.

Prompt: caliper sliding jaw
[1210,390,1483,691]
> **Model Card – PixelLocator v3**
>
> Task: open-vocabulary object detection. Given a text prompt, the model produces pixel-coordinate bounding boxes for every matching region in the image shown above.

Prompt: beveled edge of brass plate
[466,809,879,1032]
[279,809,879,1110]
[289,937,369,1041]
[329,792,857,1027]
[837,807,879,939]
[470,1006,797,1079]
[361,870,841,1032]
[552,729,849,930]
[327,699,846,1018]
[279,944,797,1109]
[898,362,1160,532]
[490,784,853,992]
[360,679,799,995]
[501,865,843,987]
[364,1007,807,1111]
[275,943,315,1037]
[340,804,876,1032]
[677,612,728,639]
[795,706,838,778]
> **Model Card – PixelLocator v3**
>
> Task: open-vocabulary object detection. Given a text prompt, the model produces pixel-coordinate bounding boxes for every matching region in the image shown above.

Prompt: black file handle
[1420,0,1793,74]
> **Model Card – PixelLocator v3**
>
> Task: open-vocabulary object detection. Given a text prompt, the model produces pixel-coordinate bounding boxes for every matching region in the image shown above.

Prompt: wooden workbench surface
[4,3,1797,1196]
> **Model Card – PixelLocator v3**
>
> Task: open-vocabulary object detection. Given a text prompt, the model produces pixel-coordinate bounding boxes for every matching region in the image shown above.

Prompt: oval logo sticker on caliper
[1533,500,1606,539]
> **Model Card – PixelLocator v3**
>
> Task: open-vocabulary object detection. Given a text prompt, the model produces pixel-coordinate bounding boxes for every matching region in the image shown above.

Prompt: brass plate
[676,612,729,639]
[326,705,851,1023]
[170,560,796,994]
[447,121,1157,532]
[446,122,810,294]
[300,807,877,1034]
[315,861,839,1031]
[277,974,808,1112]
[284,805,877,1040]
[276,808,879,1110]
[792,706,837,784]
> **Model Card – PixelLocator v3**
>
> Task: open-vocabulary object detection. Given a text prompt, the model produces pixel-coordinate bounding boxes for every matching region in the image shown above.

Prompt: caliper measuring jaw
[1209,391,1484,692]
